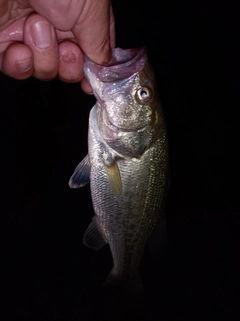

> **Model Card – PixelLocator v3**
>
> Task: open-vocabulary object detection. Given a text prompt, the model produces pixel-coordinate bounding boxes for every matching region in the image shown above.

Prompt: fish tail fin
[98,270,146,320]
[101,269,144,298]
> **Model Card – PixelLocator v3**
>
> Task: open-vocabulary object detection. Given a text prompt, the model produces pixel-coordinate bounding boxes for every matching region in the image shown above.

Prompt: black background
[0,1,239,320]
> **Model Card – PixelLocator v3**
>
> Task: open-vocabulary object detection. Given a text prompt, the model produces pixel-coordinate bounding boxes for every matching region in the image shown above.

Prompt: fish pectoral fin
[104,162,122,198]
[83,217,108,251]
[69,155,91,188]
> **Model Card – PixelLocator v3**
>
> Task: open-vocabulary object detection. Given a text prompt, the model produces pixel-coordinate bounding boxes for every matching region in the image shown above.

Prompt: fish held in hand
[69,47,169,291]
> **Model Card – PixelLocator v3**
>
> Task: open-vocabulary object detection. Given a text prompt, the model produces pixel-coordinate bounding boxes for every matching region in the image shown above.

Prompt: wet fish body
[69,48,168,286]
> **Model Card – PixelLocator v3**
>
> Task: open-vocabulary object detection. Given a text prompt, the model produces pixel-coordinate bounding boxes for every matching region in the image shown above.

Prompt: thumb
[73,0,115,65]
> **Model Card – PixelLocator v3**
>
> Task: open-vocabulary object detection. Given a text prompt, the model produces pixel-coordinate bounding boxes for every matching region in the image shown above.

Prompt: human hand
[0,0,115,93]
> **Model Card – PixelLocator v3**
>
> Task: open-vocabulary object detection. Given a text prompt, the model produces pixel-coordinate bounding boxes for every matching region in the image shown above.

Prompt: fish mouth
[84,47,147,82]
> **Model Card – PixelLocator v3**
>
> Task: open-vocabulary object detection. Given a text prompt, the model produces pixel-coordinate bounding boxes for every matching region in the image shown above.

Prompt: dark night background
[0,1,239,320]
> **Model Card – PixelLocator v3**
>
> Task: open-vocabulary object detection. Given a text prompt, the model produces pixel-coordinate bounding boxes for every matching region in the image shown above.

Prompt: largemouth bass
[69,48,168,289]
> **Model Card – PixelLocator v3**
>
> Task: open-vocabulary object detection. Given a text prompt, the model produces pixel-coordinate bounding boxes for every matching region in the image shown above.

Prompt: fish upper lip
[105,47,145,67]
[84,47,147,82]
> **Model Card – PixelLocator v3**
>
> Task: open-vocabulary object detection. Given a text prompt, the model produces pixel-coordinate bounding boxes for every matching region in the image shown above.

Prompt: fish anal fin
[83,217,107,251]
[69,155,90,188]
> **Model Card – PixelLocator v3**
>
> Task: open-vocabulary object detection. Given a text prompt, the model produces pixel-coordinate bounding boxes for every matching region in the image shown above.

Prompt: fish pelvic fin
[83,217,108,251]
[69,154,90,188]
[103,161,122,198]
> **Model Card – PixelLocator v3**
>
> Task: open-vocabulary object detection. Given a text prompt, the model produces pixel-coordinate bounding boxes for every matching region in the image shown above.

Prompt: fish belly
[88,106,168,279]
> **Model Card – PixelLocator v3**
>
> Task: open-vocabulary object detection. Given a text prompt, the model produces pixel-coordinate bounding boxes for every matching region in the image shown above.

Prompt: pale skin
[0,0,115,93]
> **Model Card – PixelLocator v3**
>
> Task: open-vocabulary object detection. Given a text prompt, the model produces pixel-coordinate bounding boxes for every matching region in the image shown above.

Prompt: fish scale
[88,107,168,279]
[69,47,169,288]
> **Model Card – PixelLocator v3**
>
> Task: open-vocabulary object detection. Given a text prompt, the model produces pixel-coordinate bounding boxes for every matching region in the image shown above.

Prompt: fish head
[84,48,161,158]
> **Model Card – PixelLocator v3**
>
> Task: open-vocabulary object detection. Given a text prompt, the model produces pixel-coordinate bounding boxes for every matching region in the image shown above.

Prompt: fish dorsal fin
[147,214,167,259]
[69,155,90,188]
[104,162,122,198]
[83,217,107,251]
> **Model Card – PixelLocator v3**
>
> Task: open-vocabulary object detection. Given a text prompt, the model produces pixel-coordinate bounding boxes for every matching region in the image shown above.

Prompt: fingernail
[62,52,76,63]
[30,22,53,49]
[16,58,32,73]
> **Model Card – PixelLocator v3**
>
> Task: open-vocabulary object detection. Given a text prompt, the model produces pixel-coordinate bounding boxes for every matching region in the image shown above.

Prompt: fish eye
[135,86,153,104]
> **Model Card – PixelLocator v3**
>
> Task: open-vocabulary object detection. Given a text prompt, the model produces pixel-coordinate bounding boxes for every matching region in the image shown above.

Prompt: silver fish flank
[69,47,169,287]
